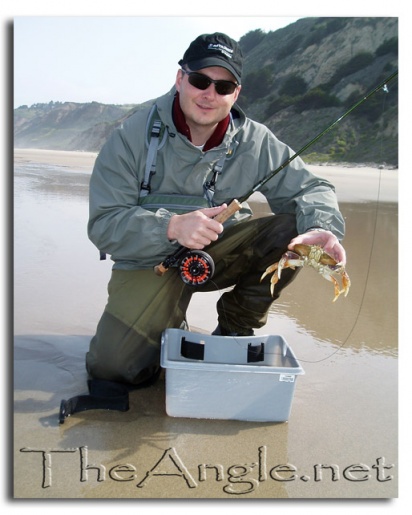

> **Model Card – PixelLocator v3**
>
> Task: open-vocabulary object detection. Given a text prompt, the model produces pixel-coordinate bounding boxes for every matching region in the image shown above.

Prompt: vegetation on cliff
[14,17,398,165]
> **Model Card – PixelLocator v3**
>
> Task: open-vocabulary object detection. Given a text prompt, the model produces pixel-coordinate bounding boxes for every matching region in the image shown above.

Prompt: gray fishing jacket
[88,88,345,269]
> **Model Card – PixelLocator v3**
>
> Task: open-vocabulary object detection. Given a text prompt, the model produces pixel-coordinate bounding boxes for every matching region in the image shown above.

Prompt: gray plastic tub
[160,328,304,422]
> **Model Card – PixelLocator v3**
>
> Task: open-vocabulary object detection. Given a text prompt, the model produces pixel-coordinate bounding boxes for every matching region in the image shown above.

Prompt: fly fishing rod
[154,70,398,284]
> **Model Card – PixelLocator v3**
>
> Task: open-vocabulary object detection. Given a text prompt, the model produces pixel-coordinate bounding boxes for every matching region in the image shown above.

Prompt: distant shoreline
[14,147,398,203]
[13,147,397,171]
[14,148,98,169]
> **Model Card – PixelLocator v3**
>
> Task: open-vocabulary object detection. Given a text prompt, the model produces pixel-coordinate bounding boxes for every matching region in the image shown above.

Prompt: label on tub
[279,374,295,383]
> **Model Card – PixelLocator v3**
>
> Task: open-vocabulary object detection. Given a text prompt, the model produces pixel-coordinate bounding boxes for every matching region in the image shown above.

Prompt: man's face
[175,66,241,133]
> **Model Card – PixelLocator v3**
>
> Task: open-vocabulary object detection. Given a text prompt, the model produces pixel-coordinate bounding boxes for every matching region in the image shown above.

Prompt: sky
[13,16,303,108]
[10,1,407,110]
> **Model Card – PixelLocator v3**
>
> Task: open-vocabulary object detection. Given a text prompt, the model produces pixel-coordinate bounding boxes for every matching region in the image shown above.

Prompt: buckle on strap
[150,119,162,137]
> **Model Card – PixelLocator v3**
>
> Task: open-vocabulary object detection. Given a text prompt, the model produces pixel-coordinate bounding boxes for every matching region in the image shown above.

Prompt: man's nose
[202,83,218,96]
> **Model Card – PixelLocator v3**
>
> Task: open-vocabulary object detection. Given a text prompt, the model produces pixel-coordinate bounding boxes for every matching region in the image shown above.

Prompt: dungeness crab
[260,244,351,302]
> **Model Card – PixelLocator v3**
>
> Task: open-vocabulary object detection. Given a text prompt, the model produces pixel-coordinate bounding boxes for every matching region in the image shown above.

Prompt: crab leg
[317,270,342,302]
[341,272,351,297]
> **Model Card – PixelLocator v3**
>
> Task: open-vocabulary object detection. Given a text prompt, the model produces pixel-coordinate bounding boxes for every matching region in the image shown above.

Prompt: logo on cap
[207,43,234,59]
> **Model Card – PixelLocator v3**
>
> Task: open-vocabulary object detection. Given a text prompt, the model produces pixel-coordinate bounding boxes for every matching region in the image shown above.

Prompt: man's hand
[288,229,346,265]
[167,204,227,249]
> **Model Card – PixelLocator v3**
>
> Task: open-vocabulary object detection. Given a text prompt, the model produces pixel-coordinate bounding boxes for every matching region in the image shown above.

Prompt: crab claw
[260,262,279,282]
[331,277,342,303]
[260,263,281,296]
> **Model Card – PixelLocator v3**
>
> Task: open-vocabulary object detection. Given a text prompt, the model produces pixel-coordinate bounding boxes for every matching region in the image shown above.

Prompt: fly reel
[178,250,215,286]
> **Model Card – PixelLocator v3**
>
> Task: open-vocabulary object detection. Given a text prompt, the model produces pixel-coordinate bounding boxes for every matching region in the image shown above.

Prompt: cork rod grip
[153,263,168,276]
[213,199,242,223]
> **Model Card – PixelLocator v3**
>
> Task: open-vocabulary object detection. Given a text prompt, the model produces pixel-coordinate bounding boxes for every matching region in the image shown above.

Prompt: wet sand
[13,148,398,499]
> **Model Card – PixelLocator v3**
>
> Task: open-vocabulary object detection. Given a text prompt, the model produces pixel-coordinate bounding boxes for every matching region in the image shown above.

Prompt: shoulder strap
[140,104,168,198]
[203,137,238,206]
[203,152,227,206]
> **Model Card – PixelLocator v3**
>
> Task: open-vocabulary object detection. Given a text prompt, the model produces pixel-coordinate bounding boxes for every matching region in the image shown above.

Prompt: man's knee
[86,311,160,385]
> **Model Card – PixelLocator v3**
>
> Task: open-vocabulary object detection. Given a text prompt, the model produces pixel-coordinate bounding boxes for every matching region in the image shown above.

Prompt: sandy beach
[13,148,398,500]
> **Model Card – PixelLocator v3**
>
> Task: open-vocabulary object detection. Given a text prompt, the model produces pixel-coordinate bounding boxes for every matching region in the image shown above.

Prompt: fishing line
[299,79,395,364]
[299,172,385,362]
[201,75,397,365]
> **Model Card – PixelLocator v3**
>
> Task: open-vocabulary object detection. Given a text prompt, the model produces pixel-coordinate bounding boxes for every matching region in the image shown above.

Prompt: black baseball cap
[179,32,243,84]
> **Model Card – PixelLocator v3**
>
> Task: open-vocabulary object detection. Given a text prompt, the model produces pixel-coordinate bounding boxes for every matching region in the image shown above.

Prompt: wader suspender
[203,153,226,206]
[140,105,168,197]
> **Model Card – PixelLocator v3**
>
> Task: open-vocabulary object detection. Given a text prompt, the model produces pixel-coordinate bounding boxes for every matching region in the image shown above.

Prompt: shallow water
[13,155,398,499]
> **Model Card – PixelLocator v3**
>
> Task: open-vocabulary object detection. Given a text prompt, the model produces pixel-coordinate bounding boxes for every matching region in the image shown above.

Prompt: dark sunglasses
[181,69,239,96]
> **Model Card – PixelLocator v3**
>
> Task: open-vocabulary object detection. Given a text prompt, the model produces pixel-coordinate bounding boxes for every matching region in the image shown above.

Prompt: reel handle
[154,199,242,276]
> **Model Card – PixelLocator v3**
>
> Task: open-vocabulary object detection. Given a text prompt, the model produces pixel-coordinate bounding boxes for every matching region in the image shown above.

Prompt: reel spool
[178,250,215,286]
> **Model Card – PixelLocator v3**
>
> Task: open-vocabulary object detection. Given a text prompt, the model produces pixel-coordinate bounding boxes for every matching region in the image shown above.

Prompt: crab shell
[293,243,338,265]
